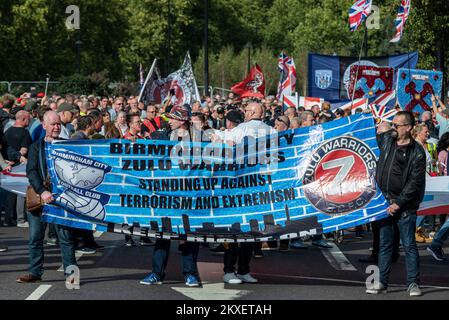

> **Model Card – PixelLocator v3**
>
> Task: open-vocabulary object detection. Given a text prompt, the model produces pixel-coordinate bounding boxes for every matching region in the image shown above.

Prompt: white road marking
[171,283,251,300]
[93,231,103,238]
[25,285,52,300]
[252,273,449,290]
[321,246,357,271]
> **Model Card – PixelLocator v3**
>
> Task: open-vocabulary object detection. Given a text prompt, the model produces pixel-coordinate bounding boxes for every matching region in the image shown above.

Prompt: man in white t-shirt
[225,102,277,145]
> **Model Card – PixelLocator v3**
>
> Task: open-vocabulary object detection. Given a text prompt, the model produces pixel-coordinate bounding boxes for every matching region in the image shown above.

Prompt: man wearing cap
[212,106,226,130]
[211,109,243,143]
[57,103,76,139]
[140,104,202,288]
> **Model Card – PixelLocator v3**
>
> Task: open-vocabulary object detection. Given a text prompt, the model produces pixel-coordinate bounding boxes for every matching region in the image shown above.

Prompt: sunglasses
[392,123,410,129]
[276,118,289,127]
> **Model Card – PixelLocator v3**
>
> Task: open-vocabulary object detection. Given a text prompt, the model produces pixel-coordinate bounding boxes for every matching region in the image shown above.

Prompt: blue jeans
[151,239,199,279]
[379,212,420,288]
[28,212,77,278]
[430,217,449,249]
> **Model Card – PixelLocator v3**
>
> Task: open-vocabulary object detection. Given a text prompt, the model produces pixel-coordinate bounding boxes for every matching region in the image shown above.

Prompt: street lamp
[245,42,252,75]
[204,0,209,96]
[166,0,172,73]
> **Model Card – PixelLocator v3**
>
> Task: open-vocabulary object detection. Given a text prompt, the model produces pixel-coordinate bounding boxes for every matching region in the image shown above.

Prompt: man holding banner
[140,104,201,287]
[367,111,426,297]
[17,111,77,284]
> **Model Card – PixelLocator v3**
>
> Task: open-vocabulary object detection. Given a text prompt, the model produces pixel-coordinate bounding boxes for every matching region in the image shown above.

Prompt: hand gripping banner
[42,114,389,242]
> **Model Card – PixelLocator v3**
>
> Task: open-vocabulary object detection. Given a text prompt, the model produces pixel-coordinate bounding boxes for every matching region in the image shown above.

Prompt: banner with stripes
[39,114,390,241]
[283,94,324,110]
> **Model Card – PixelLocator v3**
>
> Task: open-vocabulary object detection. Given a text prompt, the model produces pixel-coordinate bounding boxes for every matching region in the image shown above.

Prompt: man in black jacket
[17,111,77,283]
[140,105,201,287]
[367,111,426,297]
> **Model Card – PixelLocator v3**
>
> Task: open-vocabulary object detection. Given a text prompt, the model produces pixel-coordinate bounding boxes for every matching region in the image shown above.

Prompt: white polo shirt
[226,120,277,144]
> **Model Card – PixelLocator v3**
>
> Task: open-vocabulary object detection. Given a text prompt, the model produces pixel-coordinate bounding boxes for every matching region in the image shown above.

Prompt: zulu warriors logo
[302,136,377,216]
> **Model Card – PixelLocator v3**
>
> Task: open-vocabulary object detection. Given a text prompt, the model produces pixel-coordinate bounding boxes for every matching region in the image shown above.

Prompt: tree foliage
[0,0,447,93]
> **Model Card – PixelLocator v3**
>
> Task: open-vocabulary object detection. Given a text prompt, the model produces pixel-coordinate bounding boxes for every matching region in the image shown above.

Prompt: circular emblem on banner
[344,60,378,97]
[302,136,377,216]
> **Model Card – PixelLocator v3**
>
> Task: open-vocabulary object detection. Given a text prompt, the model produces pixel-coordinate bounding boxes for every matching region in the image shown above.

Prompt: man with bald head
[17,111,77,284]
[226,102,276,144]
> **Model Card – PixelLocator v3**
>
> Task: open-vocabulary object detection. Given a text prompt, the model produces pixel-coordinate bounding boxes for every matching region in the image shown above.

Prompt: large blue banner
[308,52,419,102]
[396,68,443,114]
[43,114,389,242]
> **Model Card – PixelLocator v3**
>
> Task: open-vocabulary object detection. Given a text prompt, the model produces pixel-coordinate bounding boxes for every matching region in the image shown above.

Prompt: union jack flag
[390,0,411,43]
[368,90,400,125]
[369,103,399,125]
[349,0,373,32]
[277,51,297,100]
[333,90,397,116]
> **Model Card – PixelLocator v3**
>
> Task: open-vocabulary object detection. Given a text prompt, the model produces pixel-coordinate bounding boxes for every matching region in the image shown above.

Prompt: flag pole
[350,22,369,110]
[138,58,158,103]
[44,74,50,97]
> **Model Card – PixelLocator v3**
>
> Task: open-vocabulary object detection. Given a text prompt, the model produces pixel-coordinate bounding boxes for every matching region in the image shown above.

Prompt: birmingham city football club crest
[50,149,112,221]
[302,136,377,216]
[315,70,333,90]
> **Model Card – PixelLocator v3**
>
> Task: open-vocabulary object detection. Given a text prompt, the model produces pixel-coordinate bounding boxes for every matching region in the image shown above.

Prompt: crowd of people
[0,88,448,296]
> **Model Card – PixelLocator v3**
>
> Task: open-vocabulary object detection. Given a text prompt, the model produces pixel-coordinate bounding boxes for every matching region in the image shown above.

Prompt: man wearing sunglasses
[108,98,124,122]
[367,111,426,297]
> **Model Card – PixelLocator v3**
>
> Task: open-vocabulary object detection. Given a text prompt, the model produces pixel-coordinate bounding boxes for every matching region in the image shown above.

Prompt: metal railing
[2,82,231,98]
[198,86,232,98]
[0,81,60,93]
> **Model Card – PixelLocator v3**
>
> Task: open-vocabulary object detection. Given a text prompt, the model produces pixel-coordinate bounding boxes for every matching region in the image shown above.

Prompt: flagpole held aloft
[138,58,158,103]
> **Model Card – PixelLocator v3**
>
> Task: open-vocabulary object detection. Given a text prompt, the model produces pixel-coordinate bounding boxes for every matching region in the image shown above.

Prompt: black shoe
[124,238,136,247]
[45,238,58,246]
[3,220,16,227]
[359,255,378,263]
[139,237,154,246]
[91,242,105,250]
[253,250,264,258]
[210,244,225,254]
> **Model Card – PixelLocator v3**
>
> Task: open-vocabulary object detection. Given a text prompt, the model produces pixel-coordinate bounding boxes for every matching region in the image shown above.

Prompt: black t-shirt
[380,141,412,199]
[4,126,32,162]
